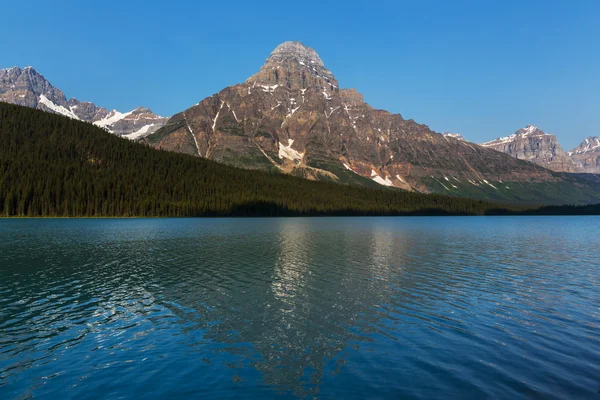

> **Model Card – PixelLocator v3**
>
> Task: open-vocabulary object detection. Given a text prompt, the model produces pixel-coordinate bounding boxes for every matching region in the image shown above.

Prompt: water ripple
[0,217,599,399]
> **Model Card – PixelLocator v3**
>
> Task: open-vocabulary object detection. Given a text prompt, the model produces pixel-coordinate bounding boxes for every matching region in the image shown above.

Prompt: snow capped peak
[481,125,549,147]
[520,124,542,136]
[572,136,600,154]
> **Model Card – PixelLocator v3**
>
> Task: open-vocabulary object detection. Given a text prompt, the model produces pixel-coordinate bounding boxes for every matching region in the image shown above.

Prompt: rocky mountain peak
[268,41,325,67]
[481,125,581,172]
[569,136,600,173]
[0,65,69,110]
[571,136,600,155]
[247,41,338,90]
[131,106,156,115]
[1,65,167,138]
[68,98,109,122]
[516,124,545,137]
[147,41,600,202]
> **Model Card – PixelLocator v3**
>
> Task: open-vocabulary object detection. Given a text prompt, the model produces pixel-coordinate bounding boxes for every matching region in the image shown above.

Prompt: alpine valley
[1,41,600,205]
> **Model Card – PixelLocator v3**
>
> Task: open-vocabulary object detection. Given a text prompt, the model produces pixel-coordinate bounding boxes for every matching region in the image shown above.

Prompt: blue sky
[1,0,598,149]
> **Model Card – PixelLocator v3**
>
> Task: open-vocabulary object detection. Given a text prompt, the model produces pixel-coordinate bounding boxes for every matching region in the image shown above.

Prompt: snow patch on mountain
[572,137,600,154]
[123,124,156,140]
[371,170,394,187]
[38,95,80,120]
[278,139,304,162]
[93,110,133,131]
[442,132,465,141]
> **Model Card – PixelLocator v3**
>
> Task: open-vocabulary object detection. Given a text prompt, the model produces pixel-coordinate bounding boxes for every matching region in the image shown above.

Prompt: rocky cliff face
[481,125,581,173]
[0,66,166,139]
[0,66,79,118]
[68,98,109,122]
[147,41,557,194]
[570,137,600,174]
[1,67,67,108]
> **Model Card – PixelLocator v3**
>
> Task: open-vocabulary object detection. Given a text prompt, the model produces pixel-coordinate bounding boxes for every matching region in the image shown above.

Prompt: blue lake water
[0,217,599,399]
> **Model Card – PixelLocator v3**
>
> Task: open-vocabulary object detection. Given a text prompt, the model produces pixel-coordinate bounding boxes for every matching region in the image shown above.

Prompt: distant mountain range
[0,66,167,138]
[481,125,600,174]
[1,42,599,205]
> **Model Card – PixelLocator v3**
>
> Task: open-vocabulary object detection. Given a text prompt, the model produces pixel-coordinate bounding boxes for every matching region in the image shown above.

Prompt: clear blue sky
[1,0,598,149]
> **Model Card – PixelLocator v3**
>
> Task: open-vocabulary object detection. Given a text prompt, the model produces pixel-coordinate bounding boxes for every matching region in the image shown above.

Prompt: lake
[0,217,599,399]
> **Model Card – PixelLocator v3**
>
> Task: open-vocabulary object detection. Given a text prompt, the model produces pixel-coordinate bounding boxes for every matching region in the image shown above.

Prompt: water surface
[1,217,599,399]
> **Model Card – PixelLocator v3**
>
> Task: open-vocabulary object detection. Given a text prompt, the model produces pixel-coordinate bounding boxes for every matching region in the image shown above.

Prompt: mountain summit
[145,41,596,204]
[481,125,581,172]
[0,66,74,116]
[248,41,338,90]
[269,41,325,65]
[0,66,167,138]
[570,137,600,173]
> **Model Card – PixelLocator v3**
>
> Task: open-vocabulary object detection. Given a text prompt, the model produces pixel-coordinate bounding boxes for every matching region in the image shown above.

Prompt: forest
[1,102,598,217]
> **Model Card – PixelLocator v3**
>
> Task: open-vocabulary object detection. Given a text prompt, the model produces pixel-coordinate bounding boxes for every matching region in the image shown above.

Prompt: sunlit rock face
[569,137,600,174]
[0,66,166,139]
[147,41,558,193]
[481,125,581,173]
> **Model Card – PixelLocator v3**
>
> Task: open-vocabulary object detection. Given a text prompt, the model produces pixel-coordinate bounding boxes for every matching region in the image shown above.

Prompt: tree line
[0,102,598,217]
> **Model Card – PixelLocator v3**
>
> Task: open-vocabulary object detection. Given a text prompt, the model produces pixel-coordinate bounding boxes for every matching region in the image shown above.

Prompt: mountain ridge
[2,101,600,216]
[1,100,536,217]
[147,41,593,204]
[569,137,600,173]
[480,125,599,174]
[0,66,167,138]
[2,43,599,203]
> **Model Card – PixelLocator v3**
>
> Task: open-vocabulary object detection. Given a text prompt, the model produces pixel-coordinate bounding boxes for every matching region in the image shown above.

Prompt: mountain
[0,66,167,138]
[569,137,600,174]
[146,41,600,204]
[481,125,597,172]
[0,66,77,117]
[68,98,110,122]
[1,101,533,217]
[92,107,168,139]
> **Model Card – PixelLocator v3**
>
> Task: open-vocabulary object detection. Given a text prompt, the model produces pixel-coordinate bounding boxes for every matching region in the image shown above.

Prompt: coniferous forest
[1,102,599,217]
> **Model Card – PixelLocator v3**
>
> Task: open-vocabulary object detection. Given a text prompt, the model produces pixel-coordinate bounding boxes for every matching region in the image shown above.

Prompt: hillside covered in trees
[0,102,599,217]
